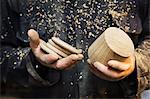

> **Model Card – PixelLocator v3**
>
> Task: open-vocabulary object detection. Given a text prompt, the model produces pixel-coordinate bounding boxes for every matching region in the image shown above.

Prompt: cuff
[26,51,60,86]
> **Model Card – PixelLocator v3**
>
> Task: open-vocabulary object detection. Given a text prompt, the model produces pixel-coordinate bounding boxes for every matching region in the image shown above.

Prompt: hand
[87,55,135,81]
[28,29,83,70]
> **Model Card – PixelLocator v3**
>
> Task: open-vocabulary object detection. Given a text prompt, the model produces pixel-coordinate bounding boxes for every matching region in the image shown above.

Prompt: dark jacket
[0,0,149,98]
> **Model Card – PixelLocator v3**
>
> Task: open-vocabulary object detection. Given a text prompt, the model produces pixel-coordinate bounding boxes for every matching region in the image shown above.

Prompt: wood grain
[52,37,82,54]
[48,39,72,55]
[46,42,68,57]
[88,27,134,65]
[40,40,62,58]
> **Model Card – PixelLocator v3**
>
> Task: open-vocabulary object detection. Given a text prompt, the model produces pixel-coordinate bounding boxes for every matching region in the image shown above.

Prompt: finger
[108,60,130,71]
[64,61,79,70]
[78,54,84,60]
[87,59,112,80]
[89,63,124,81]
[28,29,40,49]
[32,43,59,65]
[39,54,59,65]
[87,59,92,64]
[61,54,84,70]
[87,59,122,81]
[93,62,124,79]
[35,50,59,65]
[51,54,83,69]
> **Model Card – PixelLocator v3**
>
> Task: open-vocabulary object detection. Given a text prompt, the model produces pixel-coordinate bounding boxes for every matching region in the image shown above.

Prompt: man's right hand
[28,29,83,70]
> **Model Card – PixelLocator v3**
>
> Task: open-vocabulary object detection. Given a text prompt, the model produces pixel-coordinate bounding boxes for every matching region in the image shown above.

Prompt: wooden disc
[51,37,82,54]
[48,39,72,55]
[46,42,68,57]
[40,40,62,58]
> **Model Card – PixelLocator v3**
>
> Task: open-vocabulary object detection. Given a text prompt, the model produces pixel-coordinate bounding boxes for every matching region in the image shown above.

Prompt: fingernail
[78,54,84,59]
[28,29,34,36]
[93,62,99,68]
[107,61,112,66]
[87,59,90,63]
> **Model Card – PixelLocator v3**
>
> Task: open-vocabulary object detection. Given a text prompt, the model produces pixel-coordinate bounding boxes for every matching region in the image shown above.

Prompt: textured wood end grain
[104,27,134,57]
[88,27,134,65]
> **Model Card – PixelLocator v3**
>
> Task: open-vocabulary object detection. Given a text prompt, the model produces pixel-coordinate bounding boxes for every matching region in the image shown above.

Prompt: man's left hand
[88,54,135,81]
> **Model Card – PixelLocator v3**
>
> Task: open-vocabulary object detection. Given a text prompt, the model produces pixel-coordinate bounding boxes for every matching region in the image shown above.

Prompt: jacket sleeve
[135,37,150,94]
[0,0,31,86]
[0,0,60,87]
[135,0,150,94]
[109,0,150,97]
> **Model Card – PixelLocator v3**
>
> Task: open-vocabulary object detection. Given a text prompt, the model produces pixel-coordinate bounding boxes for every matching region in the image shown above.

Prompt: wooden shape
[40,40,62,59]
[46,42,68,58]
[51,37,82,54]
[48,39,72,55]
[88,27,134,65]
[105,27,134,57]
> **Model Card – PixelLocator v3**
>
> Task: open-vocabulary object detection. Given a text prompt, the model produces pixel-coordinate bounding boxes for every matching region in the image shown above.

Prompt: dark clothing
[0,0,149,98]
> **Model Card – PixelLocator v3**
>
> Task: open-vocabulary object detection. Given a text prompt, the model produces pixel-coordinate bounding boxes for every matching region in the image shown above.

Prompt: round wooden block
[88,27,134,65]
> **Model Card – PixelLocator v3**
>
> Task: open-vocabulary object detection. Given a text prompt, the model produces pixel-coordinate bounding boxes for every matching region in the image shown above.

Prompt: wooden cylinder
[88,27,134,65]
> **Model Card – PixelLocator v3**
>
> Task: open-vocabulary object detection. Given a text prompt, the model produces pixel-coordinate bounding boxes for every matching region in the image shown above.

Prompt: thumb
[28,29,40,49]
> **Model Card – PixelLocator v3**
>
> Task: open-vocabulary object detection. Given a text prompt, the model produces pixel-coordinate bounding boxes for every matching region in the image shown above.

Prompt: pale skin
[28,29,135,81]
